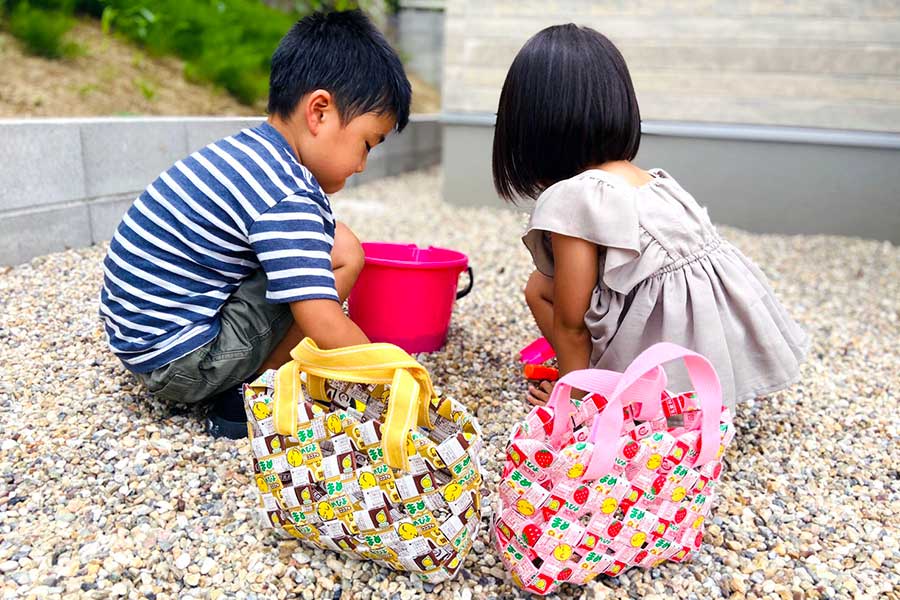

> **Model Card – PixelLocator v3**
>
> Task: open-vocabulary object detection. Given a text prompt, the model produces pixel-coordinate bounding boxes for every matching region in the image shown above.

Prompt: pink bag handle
[584,343,723,480]
[545,367,667,448]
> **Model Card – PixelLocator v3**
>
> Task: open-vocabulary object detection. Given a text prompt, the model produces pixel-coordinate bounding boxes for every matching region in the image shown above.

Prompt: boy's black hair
[268,9,411,131]
[492,24,642,201]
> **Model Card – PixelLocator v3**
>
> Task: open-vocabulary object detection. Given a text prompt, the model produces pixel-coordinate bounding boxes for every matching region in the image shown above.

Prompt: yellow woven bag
[244,338,484,583]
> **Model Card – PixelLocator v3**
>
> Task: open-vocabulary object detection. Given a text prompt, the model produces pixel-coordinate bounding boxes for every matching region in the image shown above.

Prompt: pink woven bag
[493,343,735,595]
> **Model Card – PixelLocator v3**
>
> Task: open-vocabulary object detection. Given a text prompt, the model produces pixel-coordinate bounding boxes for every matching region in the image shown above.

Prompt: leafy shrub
[8,2,79,58]
[96,1,300,105]
[9,0,75,11]
[73,0,104,16]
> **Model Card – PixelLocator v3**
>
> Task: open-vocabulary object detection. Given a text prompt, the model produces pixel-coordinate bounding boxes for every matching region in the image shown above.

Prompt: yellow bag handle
[272,338,436,471]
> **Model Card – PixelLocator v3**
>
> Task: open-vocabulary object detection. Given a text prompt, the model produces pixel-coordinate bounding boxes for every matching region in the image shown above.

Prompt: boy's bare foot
[527,380,554,406]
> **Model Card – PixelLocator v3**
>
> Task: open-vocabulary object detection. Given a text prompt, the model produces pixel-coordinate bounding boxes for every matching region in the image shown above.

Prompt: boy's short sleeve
[249,194,339,303]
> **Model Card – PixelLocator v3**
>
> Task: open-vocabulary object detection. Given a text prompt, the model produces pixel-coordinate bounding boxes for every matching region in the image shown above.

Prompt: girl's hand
[526,380,554,405]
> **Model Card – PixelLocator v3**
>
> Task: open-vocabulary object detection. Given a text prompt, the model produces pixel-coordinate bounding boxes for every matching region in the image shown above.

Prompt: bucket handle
[456,267,474,300]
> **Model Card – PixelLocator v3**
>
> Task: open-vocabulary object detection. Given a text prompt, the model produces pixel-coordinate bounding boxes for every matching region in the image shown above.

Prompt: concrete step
[449,0,900,20]
[632,71,900,104]
[637,93,900,131]
[446,15,900,46]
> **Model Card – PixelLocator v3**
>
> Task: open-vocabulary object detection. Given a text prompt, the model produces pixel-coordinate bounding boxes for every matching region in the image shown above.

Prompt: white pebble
[0,560,18,573]
[200,557,216,575]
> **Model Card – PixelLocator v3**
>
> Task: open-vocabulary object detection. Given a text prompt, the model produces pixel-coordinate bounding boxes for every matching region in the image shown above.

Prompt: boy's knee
[333,222,365,275]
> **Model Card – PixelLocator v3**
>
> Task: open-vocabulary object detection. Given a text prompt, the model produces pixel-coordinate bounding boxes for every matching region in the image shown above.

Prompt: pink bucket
[347,242,473,353]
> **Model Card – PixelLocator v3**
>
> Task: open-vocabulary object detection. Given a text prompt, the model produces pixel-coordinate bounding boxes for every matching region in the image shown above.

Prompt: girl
[492,24,808,410]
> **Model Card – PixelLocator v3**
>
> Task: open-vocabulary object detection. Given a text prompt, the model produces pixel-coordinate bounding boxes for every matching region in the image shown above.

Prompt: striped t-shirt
[100,122,338,373]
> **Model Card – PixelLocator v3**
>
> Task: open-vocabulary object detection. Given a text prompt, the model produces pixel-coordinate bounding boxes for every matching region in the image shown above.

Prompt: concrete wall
[396,1,446,89]
[443,0,900,132]
[0,115,441,266]
[442,117,900,243]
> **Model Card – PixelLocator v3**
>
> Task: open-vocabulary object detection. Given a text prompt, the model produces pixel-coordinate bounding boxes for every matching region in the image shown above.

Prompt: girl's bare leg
[524,270,556,405]
[524,270,555,346]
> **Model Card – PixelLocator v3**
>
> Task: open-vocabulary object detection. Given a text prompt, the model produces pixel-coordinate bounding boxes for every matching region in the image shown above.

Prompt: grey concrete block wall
[81,120,190,198]
[414,119,441,154]
[0,122,86,212]
[0,115,442,266]
[88,194,140,247]
[396,4,446,90]
[185,117,262,153]
[442,123,493,207]
[0,204,92,266]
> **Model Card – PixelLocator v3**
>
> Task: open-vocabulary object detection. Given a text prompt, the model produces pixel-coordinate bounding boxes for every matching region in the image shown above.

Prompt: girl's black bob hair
[492,24,641,201]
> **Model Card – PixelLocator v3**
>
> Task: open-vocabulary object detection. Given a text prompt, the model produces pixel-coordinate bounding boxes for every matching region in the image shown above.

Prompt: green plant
[134,76,155,100]
[95,0,299,105]
[74,0,104,16]
[7,0,75,12]
[76,82,98,96]
[8,2,80,58]
[299,0,364,10]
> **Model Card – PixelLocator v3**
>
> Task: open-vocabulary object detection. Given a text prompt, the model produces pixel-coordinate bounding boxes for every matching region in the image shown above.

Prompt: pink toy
[347,242,473,354]
[520,337,556,364]
[494,343,735,595]
[521,338,558,382]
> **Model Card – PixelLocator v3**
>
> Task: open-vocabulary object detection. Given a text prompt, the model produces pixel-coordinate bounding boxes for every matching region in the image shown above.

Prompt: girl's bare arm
[550,232,598,376]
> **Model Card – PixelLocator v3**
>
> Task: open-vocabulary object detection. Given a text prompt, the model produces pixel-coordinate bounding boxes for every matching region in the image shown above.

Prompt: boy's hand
[527,380,554,406]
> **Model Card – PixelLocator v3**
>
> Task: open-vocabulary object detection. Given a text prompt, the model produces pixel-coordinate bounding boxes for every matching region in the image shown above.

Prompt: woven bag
[245,338,485,583]
[493,343,735,595]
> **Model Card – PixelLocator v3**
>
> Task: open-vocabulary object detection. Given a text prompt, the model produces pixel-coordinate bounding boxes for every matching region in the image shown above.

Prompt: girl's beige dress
[523,168,808,411]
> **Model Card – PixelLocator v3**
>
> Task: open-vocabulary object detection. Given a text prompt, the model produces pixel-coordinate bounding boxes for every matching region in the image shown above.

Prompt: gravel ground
[1,168,898,600]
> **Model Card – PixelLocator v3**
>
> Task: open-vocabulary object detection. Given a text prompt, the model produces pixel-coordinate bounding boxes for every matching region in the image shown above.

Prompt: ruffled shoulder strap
[522,171,642,294]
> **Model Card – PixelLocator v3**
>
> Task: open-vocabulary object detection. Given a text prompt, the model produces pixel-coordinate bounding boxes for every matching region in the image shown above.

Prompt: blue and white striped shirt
[100,122,338,373]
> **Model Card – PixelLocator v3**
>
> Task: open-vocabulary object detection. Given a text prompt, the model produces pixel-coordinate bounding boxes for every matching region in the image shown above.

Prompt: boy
[99,10,411,439]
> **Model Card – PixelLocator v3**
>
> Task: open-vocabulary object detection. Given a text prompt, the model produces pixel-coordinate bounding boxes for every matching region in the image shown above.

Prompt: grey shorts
[136,270,293,405]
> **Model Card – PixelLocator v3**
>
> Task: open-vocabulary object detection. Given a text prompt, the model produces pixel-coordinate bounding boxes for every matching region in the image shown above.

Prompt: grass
[6,3,81,58]
[76,82,99,97]
[133,76,155,100]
